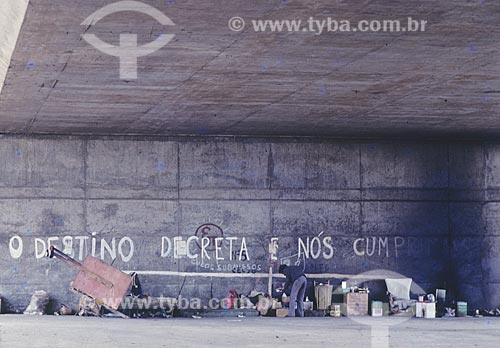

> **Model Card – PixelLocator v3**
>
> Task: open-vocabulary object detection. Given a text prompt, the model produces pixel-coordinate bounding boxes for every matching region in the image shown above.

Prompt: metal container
[456,302,467,317]
[329,304,341,317]
[371,301,383,317]
[303,297,313,311]
[314,282,333,310]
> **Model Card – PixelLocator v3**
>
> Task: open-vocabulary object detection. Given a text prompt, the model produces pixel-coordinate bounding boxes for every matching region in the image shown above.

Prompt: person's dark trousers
[288,276,307,317]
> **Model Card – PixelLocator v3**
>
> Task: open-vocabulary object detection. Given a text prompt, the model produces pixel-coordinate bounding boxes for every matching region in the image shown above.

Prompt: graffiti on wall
[7,223,439,275]
[353,236,406,258]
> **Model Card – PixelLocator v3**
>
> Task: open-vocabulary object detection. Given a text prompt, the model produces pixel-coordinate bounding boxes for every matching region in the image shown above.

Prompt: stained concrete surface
[0,315,499,348]
[1,136,500,311]
[1,1,500,137]
[0,0,29,95]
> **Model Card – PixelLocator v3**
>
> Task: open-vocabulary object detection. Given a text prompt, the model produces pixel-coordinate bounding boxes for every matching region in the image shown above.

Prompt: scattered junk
[46,246,178,319]
[340,281,349,293]
[255,296,273,316]
[241,289,273,316]
[54,304,73,316]
[33,248,495,320]
[274,302,288,317]
[444,303,467,318]
[275,308,289,317]
[262,274,495,320]
[386,278,416,315]
[271,298,281,310]
[281,292,289,304]
[46,245,132,318]
[120,272,176,319]
[78,295,101,317]
[248,289,264,304]
[224,289,239,309]
[479,308,500,317]
[122,296,177,319]
[239,295,255,309]
[445,307,456,317]
[303,297,313,311]
[130,272,143,297]
[426,293,436,303]
[330,304,341,317]
[24,290,50,315]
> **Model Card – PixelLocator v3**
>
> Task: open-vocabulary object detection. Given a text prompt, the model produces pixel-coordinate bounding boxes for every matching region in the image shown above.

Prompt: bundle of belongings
[386,278,417,315]
[54,304,73,316]
[248,290,273,316]
[478,308,500,317]
[78,294,101,316]
[121,273,175,318]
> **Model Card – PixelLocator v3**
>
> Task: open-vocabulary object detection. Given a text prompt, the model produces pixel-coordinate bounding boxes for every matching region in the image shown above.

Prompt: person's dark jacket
[283,265,306,296]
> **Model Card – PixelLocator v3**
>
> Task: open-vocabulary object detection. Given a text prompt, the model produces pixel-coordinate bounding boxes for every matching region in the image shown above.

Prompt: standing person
[279,264,307,317]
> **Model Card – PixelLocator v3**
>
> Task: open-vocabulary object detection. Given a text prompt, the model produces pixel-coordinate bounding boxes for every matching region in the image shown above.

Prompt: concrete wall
[0,136,497,312]
[0,0,29,95]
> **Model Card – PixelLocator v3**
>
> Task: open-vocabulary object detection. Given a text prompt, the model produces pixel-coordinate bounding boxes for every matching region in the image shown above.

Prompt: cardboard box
[424,303,436,318]
[276,308,289,317]
[416,302,424,318]
[344,293,368,316]
[416,302,435,318]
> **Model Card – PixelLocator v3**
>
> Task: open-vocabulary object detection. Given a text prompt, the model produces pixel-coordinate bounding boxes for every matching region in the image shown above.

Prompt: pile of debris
[478,308,500,317]
[23,290,49,315]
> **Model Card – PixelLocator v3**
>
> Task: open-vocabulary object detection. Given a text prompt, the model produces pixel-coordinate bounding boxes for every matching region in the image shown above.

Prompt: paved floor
[0,315,499,348]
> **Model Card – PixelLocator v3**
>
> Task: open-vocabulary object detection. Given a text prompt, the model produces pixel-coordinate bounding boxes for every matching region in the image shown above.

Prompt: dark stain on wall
[0,136,498,312]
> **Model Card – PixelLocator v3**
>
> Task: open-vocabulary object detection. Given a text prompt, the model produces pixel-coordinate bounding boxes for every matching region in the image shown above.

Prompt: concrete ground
[0,315,499,348]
